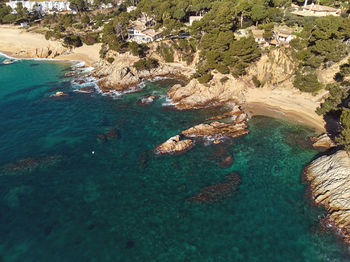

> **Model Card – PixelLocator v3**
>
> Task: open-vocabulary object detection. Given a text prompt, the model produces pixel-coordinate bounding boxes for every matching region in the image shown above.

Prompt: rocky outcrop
[94,61,194,93]
[246,48,295,88]
[14,46,67,59]
[311,133,336,150]
[155,135,194,155]
[167,75,246,110]
[97,128,120,143]
[136,95,159,106]
[155,107,248,155]
[181,121,248,140]
[305,150,350,243]
[187,172,241,204]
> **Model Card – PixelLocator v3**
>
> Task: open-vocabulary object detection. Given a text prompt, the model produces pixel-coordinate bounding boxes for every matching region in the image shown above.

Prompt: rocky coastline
[304,150,350,244]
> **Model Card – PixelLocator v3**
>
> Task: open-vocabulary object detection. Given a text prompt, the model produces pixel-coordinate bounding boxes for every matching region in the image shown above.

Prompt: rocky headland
[94,61,194,93]
[304,150,350,243]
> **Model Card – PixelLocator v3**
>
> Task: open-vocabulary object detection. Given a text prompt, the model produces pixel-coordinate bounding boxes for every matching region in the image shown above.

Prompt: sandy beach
[0,25,101,66]
[243,87,327,132]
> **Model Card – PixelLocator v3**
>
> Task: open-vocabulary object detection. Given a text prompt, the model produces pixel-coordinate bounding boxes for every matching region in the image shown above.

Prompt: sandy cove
[243,87,327,132]
[0,25,101,66]
[0,25,326,131]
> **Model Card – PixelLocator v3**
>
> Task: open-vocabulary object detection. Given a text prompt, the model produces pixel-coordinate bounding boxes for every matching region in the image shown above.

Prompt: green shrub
[220,76,229,84]
[198,73,213,84]
[82,33,99,45]
[252,76,261,87]
[63,35,82,48]
[158,44,174,62]
[216,64,229,74]
[133,58,159,71]
[293,71,323,93]
[107,57,114,64]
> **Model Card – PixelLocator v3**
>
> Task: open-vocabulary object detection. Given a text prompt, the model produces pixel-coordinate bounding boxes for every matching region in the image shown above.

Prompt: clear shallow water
[0,56,349,262]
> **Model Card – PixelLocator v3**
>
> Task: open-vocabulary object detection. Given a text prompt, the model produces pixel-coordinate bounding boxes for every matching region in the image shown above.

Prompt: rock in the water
[311,133,335,150]
[155,135,194,155]
[305,150,350,243]
[219,155,234,168]
[98,128,120,142]
[76,86,95,93]
[187,172,241,203]
[105,128,120,139]
[136,95,159,106]
[51,91,68,97]
[181,121,249,140]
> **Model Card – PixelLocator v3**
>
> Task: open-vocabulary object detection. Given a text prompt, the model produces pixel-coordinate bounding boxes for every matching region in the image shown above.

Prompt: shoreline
[243,103,325,132]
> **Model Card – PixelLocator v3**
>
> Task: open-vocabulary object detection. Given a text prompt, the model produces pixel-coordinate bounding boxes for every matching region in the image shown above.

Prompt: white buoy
[92,151,95,154]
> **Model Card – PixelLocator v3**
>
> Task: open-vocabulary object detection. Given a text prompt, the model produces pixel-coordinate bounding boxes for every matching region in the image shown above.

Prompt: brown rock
[187,172,241,204]
[181,121,249,140]
[311,133,335,150]
[76,86,95,93]
[51,91,68,97]
[155,135,194,155]
[136,95,159,106]
[219,155,234,168]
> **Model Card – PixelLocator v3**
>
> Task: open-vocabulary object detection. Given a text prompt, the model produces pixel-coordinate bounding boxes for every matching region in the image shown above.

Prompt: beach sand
[0,25,101,66]
[243,87,327,132]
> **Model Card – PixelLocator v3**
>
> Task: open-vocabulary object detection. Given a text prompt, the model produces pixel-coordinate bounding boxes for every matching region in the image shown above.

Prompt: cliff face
[246,48,295,88]
[305,150,350,243]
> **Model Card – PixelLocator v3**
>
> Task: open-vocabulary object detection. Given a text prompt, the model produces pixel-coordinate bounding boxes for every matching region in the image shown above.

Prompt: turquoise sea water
[0,55,349,261]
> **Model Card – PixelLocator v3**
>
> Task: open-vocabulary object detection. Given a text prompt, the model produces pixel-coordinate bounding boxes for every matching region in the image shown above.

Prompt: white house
[128,26,162,42]
[273,26,294,46]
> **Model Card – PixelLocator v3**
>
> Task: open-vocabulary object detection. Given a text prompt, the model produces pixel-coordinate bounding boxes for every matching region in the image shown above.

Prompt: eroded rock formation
[155,135,194,155]
[305,150,350,243]
[167,75,246,110]
[311,133,336,150]
[94,62,194,92]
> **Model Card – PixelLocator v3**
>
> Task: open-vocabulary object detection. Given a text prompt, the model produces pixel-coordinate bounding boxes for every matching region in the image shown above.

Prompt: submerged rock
[219,155,234,168]
[304,150,350,243]
[3,155,62,175]
[155,135,194,155]
[187,172,241,204]
[97,128,120,143]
